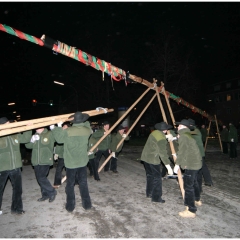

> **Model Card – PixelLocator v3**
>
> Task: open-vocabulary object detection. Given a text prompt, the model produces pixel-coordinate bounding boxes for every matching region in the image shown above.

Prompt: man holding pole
[91,121,112,173]
[110,125,129,173]
[50,112,92,212]
[140,122,173,203]
[188,118,213,188]
[25,127,57,203]
[0,117,32,215]
[174,119,202,218]
[53,122,71,188]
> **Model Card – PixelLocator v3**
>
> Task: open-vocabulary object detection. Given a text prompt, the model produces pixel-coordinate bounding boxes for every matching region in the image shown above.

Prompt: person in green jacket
[25,127,57,203]
[228,121,238,159]
[91,121,112,173]
[220,124,229,154]
[88,135,98,180]
[50,112,92,212]
[188,118,213,190]
[140,122,173,203]
[53,122,71,188]
[0,117,32,215]
[174,119,202,218]
[110,125,129,173]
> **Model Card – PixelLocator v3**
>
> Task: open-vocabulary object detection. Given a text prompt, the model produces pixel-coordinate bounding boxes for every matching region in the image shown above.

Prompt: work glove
[58,121,63,127]
[174,165,180,174]
[112,152,116,158]
[231,138,234,142]
[165,164,173,175]
[54,154,59,160]
[166,134,177,142]
[122,134,127,138]
[30,134,40,143]
[50,125,55,130]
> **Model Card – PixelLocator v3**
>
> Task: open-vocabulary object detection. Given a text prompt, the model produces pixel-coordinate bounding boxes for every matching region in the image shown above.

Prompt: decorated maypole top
[0,23,216,122]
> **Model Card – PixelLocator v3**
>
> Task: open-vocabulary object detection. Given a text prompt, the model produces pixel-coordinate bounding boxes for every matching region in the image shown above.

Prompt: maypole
[0,23,217,122]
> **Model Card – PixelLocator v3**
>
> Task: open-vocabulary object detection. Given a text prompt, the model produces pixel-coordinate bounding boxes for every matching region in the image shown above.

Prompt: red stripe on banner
[0,24,7,32]
[14,29,27,40]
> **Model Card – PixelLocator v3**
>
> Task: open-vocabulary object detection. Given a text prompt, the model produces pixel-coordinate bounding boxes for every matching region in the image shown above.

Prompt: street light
[8,102,15,106]
[54,81,78,110]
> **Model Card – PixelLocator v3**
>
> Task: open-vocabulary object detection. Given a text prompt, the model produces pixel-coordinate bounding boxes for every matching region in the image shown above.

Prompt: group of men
[0,112,129,214]
[1,112,236,218]
[140,118,214,218]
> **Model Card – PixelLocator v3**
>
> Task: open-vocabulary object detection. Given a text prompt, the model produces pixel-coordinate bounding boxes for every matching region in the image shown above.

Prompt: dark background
[0,2,240,125]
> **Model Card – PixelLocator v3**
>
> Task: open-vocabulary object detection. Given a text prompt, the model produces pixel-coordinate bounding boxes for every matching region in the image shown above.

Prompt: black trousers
[34,165,56,198]
[0,168,23,213]
[222,141,228,154]
[89,158,100,181]
[184,169,200,213]
[94,149,110,173]
[54,158,65,185]
[143,162,163,202]
[197,157,213,189]
[65,166,92,211]
[110,152,119,171]
[229,142,237,158]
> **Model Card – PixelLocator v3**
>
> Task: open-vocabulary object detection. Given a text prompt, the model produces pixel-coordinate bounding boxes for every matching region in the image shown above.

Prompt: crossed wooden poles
[89,81,184,198]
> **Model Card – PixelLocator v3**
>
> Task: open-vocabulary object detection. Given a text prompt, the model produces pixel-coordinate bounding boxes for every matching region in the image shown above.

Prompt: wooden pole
[214,114,222,152]
[204,120,211,151]
[0,108,114,137]
[98,93,157,173]
[89,87,151,153]
[156,81,184,199]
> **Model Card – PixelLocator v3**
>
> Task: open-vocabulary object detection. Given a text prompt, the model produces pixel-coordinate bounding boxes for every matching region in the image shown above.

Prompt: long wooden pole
[0,108,114,137]
[98,93,157,173]
[214,114,223,152]
[155,81,184,199]
[89,87,151,153]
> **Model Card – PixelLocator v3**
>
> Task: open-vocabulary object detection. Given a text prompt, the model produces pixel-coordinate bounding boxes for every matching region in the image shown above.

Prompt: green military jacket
[176,128,202,170]
[51,121,92,169]
[88,135,97,160]
[25,128,55,166]
[55,143,64,158]
[91,128,111,150]
[228,125,238,142]
[0,131,32,172]
[190,127,205,157]
[110,132,129,153]
[220,128,229,142]
[200,128,208,142]
[140,130,170,165]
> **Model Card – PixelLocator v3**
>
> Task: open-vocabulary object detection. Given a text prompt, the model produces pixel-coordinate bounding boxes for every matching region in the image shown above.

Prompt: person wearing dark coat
[228,122,238,159]
[53,122,71,188]
[220,124,229,154]
[91,121,112,173]
[110,125,129,173]
[139,122,173,203]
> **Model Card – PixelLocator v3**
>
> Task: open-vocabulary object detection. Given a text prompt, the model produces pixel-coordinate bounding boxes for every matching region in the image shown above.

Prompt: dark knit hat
[155,122,172,131]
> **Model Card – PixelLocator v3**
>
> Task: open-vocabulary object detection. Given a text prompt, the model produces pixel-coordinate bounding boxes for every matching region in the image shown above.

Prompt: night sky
[1,2,240,123]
